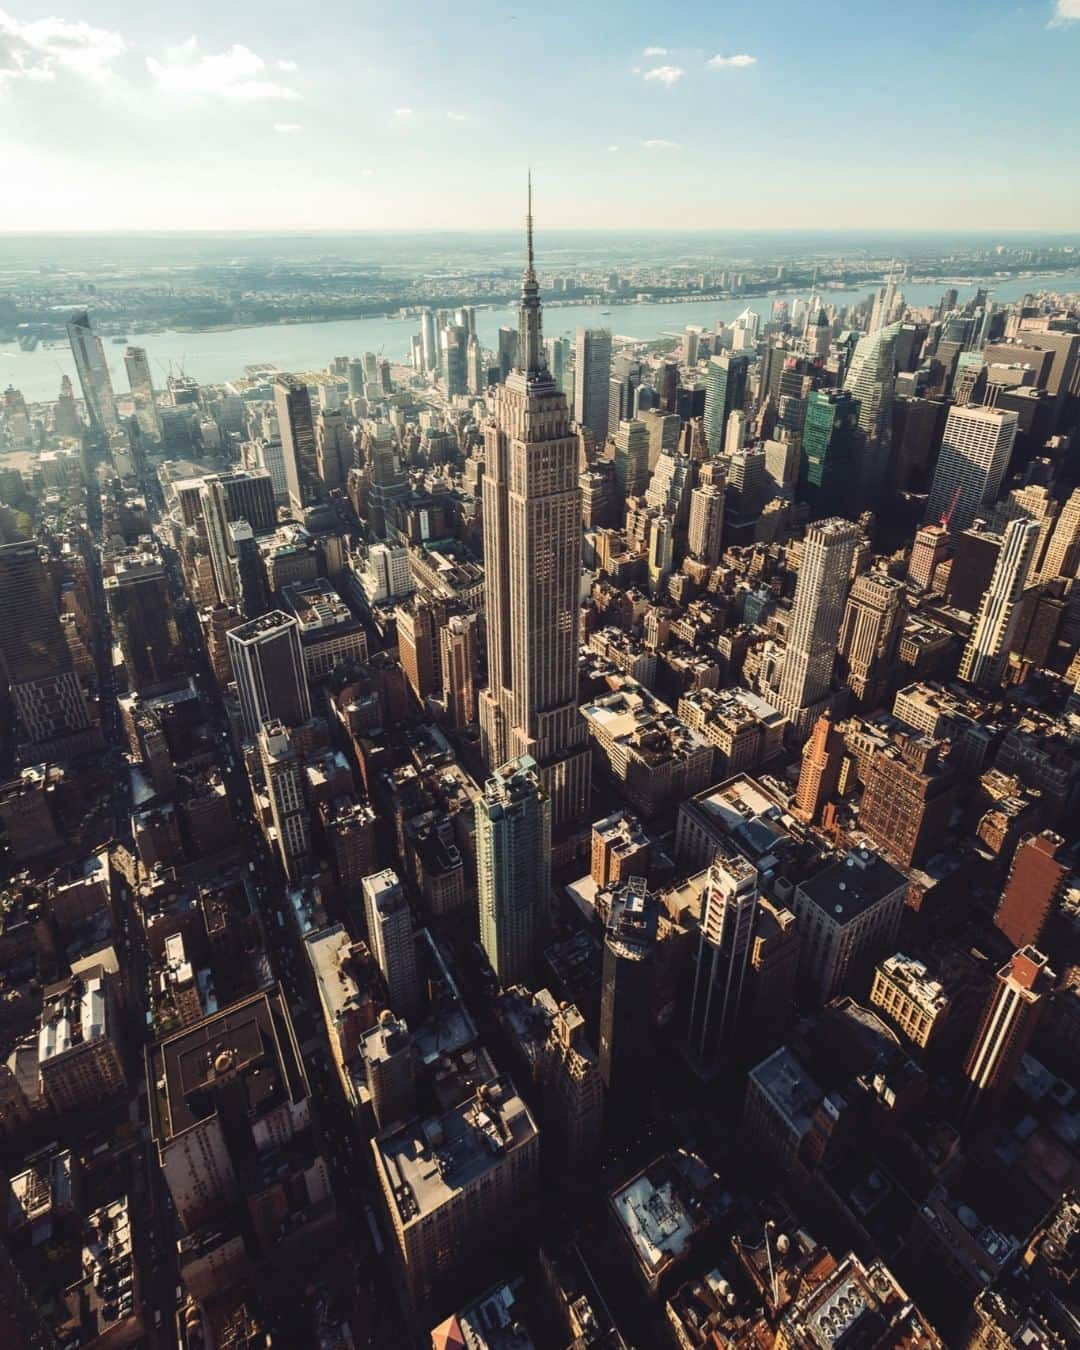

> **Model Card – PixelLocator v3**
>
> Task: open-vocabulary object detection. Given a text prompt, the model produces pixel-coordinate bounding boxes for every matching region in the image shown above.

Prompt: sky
[1,0,1079,233]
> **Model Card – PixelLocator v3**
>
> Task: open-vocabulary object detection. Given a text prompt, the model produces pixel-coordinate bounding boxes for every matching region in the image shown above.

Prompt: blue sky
[1,1,1078,231]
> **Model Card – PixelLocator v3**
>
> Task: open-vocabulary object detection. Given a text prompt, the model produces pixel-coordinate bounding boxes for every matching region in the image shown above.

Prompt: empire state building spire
[518,172,549,382]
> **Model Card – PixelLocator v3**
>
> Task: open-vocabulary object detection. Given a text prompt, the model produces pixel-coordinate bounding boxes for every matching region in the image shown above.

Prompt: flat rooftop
[749,1047,824,1135]
[798,849,906,925]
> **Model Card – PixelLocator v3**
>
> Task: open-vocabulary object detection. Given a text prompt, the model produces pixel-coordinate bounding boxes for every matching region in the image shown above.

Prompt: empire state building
[479,183,591,830]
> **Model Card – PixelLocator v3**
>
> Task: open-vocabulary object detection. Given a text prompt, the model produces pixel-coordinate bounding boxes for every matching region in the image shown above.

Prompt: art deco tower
[479,183,590,829]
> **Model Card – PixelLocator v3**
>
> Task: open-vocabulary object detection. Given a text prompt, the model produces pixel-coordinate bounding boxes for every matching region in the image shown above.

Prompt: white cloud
[276,59,298,71]
[642,137,679,149]
[608,144,620,152]
[393,106,414,121]
[1048,0,1080,23]
[147,38,301,101]
[273,121,302,133]
[0,10,126,84]
[643,64,685,85]
[643,46,668,56]
[706,52,757,68]
[446,110,467,121]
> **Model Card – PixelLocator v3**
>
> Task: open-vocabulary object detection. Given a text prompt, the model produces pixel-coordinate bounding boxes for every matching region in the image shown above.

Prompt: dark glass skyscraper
[799,388,861,518]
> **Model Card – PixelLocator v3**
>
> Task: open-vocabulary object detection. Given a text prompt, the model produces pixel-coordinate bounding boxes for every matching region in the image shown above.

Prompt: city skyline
[1,1,1079,231]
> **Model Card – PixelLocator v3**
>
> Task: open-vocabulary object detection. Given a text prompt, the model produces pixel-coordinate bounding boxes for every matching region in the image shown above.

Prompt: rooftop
[797,849,907,926]
[749,1046,825,1134]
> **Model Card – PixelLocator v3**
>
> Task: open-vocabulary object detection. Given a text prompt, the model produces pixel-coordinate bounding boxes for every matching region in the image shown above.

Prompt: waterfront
[3,272,1075,405]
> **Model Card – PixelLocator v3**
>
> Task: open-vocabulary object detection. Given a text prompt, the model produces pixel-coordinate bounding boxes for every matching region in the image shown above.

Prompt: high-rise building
[688,483,725,565]
[703,354,749,456]
[479,190,591,828]
[844,323,899,446]
[315,408,352,488]
[687,851,758,1068]
[200,477,240,605]
[799,389,861,518]
[274,374,320,513]
[858,735,956,868]
[66,311,118,433]
[590,810,650,887]
[613,418,650,504]
[54,372,82,436]
[598,877,658,1113]
[362,868,421,1017]
[104,551,184,694]
[0,540,94,755]
[836,570,905,705]
[124,345,161,441]
[229,521,271,618]
[1037,486,1080,582]
[994,831,1067,952]
[227,610,311,740]
[258,720,310,880]
[908,522,950,591]
[441,323,469,397]
[476,754,551,988]
[958,517,1040,689]
[924,405,1018,536]
[793,713,844,823]
[420,309,437,374]
[963,947,1053,1110]
[440,612,478,729]
[498,326,519,383]
[467,333,485,395]
[776,517,860,737]
[573,327,613,440]
[38,966,126,1114]
[869,954,951,1056]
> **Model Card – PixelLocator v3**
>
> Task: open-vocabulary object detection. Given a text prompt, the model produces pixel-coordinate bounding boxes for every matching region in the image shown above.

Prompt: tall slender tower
[836,570,905,706]
[66,311,119,433]
[963,946,1053,1111]
[479,182,591,829]
[687,851,758,1069]
[958,517,1040,689]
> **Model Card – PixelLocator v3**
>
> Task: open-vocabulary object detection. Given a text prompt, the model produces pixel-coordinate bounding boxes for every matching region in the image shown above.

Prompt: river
[3,273,1075,405]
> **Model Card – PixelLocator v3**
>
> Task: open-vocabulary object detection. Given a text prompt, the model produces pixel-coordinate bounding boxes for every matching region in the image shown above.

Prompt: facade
[704,354,748,456]
[439,612,478,728]
[274,373,319,513]
[776,517,860,736]
[794,713,844,823]
[963,946,1054,1109]
[479,203,591,829]
[792,848,908,1005]
[591,810,650,887]
[599,878,659,1112]
[959,517,1040,689]
[258,720,310,880]
[836,570,905,705]
[908,522,950,591]
[925,405,1018,536]
[688,483,725,565]
[613,418,651,503]
[687,851,758,1068]
[283,578,368,681]
[870,953,951,1054]
[362,868,421,1017]
[476,754,552,988]
[104,551,185,694]
[66,310,119,433]
[994,830,1068,951]
[799,390,860,518]
[124,344,161,440]
[227,610,311,741]
[573,327,613,440]
[858,734,956,868]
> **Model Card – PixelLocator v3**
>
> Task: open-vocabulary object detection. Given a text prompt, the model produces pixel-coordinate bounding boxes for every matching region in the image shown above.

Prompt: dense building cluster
[0,203,1078,1350]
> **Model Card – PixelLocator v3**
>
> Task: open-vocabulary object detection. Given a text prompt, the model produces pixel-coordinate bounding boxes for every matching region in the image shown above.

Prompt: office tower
[420,309,437,374]
[200,477,239,605]
[925,405,1018,536]
[362,868,421,1016]
[688,483,725,565]
[104,552,184,693]
[124,345,161,440]
[845,323,899,443]
[315,407,352,487]
[546,335,571,393]
[792,848,908,1005]
[441,323,468,397]
[396,591,441,705]
[274,374,319,513]
[645,447,694,525]
[256,436,289,503]
[360,1012,416,1132]
[995,831,1067,951]
[258,720,310,880]
[836,570,905,705]
[227,610,311,740]
[347,358,366,396]
[1037,486,1080,582]
[467,333,485,394]
[613,418,650,504]
[591,810,650,887]
[209,468,277,534]
[573,327,613,440]
[776,517,860,736]
[598,877,658,1111]
[687,851,758,1068]
[724,409,747,456]
[793,713,844,823]
[479,190,591,828]
[230,522,271,618]
[799,389,860,518]
[647,513,674,598]
[959,517,1040,688]
[476,754,551,988]
[0,540,93,754]
[655,359,679,414]
[360,541,414,603]
[440,612,478,729]
[859,735,955,868]
[908,523,950,591]
[963,947,1054,1110]
[497,326,518,382]
[703,354,749,455]
[66,311,118,433]
[54,373,82,437]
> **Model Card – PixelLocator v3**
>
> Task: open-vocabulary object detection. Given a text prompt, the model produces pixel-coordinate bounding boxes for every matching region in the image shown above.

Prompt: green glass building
[800,388,861,518]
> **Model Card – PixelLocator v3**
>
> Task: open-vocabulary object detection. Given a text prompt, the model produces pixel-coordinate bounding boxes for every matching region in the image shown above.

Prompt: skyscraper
[124,345,161,441]
[958,517,1040,689]
[0,540,94,755]
[688,483,725,566]
[687,851,758,1069]
[793,713,844,824]
[479,186,591,828]
[963,946,1054,1111]
[476,754,552,988]
[598,876,658,1115]
[497,326,519,382]
[441,323,468,397]
[573,327,613,441]
[200,477,240,606]
[907,523,950,591]
[258,720,310,880]
[227,611,311,740]
[420,309,437,375]
[104,552,184,694]
[440,612,478,729]
[843,323,900,498]
[1037,486,1080,582]
[703,353,749,456]
[799,389,861,519]
[924,405,1018,536]
[362,869,422,1017]
[274,374,319,514]
[613,418,650,504]
[836,570,905,705]
[66,311,118,434]
[994,831,1067,952]
[776,518,860,736]
[229,521,271,619]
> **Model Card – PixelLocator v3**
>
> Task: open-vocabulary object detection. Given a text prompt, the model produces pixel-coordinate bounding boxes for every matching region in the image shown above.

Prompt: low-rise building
[870,953,952,1055]
[38,966,126,1115]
